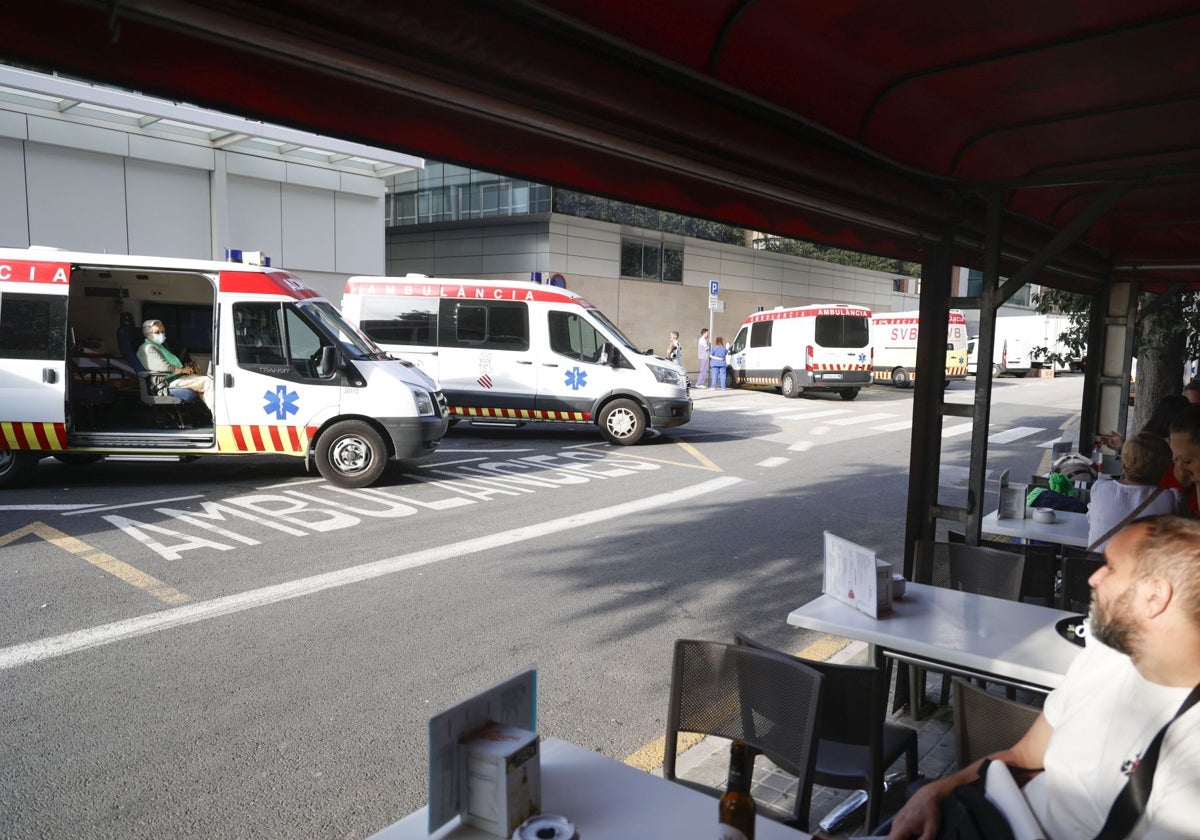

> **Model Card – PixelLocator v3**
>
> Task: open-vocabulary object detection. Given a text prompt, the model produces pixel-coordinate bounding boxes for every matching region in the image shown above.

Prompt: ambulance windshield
[588,307,643,353]
[301,300,388,359]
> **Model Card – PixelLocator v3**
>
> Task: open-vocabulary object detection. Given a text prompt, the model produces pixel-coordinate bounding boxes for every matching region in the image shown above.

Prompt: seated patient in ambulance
[136,319,215,417]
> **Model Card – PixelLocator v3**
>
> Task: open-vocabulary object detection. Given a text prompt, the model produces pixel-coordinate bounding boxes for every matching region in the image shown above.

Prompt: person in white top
[1088,431,1180,552]
[695,328,710,388]
[888,515,1200,840]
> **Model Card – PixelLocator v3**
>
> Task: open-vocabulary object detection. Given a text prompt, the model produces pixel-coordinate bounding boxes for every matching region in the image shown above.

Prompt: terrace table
[981,509,1090,549]
[371,737,812,839]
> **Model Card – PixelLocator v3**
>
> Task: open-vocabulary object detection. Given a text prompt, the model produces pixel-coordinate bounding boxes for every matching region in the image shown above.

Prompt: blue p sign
[709,280,719,296]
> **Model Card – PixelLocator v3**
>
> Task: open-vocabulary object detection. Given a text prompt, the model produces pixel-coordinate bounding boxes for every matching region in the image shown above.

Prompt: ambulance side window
[283,307,336,379]
[548,311,604,363]
[438,300,529,351]
[0,293,67,360]
[233,303,287,366]
[358,295,436,346]
[750,321,773,348]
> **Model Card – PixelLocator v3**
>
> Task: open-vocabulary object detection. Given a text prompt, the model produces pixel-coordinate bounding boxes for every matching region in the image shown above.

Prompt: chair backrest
[116,321,147,373]
[663,639,823,819]
[1060,547,1105,613]
[914,539,1024,600]
[951,678,1041,768]
[734,632,884,749]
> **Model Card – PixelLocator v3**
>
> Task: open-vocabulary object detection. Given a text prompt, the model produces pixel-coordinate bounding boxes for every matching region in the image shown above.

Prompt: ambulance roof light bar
[225,249,271,267]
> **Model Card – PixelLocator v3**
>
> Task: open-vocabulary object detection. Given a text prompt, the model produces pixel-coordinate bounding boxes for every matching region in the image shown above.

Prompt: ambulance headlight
[413,389,434,416]
[648,363,686,386]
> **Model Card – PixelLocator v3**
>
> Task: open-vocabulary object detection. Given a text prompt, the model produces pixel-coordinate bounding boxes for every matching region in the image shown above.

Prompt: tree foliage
[758,238,921,278]
[1037,287,1200,431]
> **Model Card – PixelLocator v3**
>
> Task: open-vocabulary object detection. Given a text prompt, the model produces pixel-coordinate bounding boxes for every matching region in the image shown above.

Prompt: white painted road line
[779,409,855,421]
[873,421,912,432]
[0,476,744,671]
[988,426,1045,444]
[826,412,897,426]
[787,441,814,452]
[756,457,790,468]
[943,423,974,437]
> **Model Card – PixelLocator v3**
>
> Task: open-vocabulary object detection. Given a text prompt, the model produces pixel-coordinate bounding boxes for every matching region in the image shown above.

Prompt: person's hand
[887,778,952,840]
[1099,430,1124,452]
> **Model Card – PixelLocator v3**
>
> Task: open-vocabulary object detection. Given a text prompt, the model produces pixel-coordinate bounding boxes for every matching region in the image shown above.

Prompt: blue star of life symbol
[857,352,867,363]
[565,366,588,391]
[263,385,299,420]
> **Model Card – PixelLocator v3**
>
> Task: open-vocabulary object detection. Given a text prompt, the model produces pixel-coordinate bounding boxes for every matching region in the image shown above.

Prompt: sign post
[708,280,719,346]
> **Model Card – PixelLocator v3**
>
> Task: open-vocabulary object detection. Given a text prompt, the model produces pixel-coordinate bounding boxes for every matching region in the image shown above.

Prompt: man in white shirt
[889,515,1200,840]
[696,328,710,388]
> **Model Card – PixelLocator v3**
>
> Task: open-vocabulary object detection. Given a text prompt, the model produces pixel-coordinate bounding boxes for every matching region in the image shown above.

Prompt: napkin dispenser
[461,724,540,836]
[876,559,894,612]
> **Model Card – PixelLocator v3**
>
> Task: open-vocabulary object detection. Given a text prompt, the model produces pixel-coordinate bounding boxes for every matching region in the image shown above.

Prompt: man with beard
[888,515,1200,839]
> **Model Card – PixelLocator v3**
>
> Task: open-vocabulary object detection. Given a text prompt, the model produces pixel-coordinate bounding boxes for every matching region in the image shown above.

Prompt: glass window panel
[0,293,66,360]
[620,240,643,278]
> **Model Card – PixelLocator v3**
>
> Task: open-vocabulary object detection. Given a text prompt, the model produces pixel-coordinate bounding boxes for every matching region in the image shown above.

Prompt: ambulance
[869,309,969,388]
[726,304,873,399]
[339,275,692,445]
[0,247,448,490]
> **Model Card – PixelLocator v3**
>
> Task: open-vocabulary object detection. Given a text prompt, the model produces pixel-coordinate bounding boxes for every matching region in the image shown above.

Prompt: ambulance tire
[993,363,1004,378]
[781,371,800,398]
[315,420,388,488]
[598,399,646,446]
[891,368,910,389]
[0,449,39,489]
[839,388,860,401]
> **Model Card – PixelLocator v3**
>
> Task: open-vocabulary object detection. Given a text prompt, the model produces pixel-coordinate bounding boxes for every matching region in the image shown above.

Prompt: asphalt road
[0,374,1084,838]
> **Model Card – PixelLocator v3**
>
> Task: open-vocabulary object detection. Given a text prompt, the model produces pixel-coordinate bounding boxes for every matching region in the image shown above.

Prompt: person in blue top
[709,336,728,390]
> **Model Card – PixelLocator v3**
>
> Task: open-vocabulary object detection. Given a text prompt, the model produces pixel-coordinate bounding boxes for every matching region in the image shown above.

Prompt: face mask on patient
[150,333,166,345]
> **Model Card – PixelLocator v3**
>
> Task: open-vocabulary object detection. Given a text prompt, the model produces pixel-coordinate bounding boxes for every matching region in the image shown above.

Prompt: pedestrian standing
[667,330,682,366]
[709,336,728,390]
[696,328,710,388]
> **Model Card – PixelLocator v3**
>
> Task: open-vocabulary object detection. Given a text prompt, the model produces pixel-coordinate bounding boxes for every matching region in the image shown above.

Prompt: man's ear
[1141,575,1173,619]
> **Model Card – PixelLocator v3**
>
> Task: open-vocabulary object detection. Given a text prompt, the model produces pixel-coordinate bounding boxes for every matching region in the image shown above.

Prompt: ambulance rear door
[0,259,69,436]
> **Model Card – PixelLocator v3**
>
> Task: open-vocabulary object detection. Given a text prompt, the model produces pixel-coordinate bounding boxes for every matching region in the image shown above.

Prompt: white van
[967,334,1032,377]
[0,247,448,489]
[340,275,691,445]
[726,304,872,399]
[870,309,969,388]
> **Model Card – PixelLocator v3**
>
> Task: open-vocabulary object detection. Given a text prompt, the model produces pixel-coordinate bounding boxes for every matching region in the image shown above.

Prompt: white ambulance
[339,275,692,445]
[726,304,873,399]
[0,247,448,490]
[869,309,969,388]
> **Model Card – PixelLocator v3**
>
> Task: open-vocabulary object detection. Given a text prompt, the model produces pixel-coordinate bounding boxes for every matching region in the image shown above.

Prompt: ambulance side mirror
[601,342,618,367]
[319,345,337,377]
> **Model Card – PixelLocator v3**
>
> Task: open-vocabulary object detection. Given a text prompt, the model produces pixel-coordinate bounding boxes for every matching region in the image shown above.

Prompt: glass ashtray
[1055,615,1089,647]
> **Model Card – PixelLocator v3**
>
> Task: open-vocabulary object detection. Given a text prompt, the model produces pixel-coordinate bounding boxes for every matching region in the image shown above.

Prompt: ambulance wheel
[891,368,910,388]
[315,420,388,487]
[839,388,860,401]
[0,449,39,489]
[993,363,1003,378]
[598,399,646,446]
[781,371,800,398]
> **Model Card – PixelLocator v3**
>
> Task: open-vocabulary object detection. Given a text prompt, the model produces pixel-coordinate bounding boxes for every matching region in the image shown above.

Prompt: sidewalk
[652,641,961,837]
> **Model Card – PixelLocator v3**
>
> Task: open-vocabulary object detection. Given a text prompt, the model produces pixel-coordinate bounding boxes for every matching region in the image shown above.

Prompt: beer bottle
[718,740,755,840]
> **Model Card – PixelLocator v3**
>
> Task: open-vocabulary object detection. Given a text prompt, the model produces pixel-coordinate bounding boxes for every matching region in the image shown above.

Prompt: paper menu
[427,669,537,834]
[823,531,888,618]
[984,761,1046,840]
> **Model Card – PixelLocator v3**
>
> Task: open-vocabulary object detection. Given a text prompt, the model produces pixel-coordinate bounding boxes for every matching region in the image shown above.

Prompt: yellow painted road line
[579,438,723,472]
[0,522,190,606]
[623,635,851,769]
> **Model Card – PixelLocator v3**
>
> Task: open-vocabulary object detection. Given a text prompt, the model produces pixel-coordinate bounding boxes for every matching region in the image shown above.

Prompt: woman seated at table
[1086,431,1180,551]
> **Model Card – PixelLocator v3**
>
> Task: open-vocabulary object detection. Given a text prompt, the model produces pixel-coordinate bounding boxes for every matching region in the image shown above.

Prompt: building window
[386,164,551,226]
[620,239,683,283]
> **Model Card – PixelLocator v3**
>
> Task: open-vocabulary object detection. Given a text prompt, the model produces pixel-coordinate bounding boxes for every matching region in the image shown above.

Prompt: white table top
[371,737,812,839]
[787,583,1082,691]
[982,508,1090,548]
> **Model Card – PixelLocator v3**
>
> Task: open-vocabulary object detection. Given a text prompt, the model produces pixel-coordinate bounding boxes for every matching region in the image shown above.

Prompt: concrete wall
[0,113,385,302]
[386,214,911,369]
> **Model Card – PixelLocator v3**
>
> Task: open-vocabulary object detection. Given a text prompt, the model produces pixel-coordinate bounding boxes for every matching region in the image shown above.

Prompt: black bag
[936,761,1016,840]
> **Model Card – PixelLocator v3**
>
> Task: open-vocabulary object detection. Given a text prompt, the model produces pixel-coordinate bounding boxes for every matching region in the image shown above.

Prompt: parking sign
[710,280,719,296]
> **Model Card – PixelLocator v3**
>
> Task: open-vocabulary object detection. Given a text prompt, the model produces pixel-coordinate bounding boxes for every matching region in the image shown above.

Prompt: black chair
[951,678,1041,769]
[663,639,824,829]
[116,317,201,427]
[733,633,918,831]
[1060,547,1105,613]
[949,530,1058,606]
